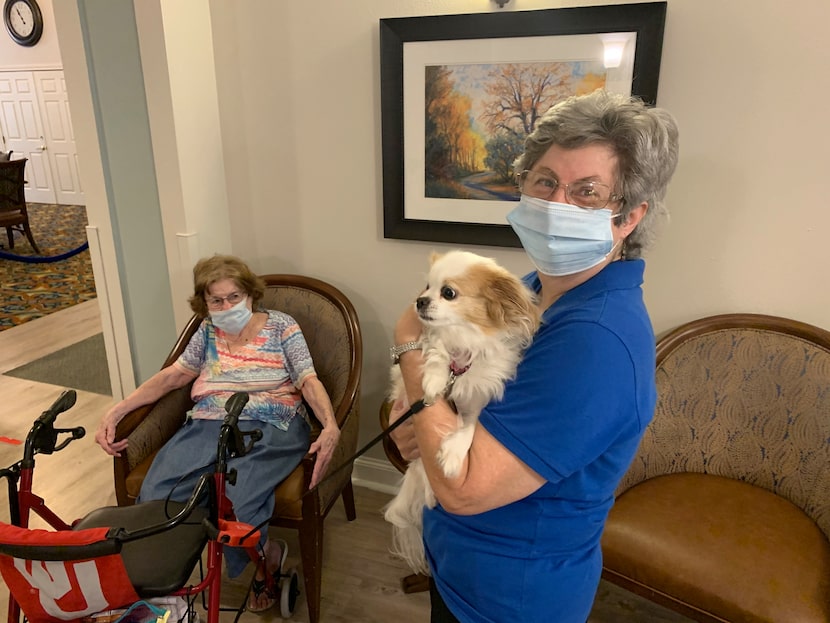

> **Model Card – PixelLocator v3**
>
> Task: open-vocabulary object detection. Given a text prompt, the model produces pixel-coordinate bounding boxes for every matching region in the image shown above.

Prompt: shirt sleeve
[278,315,317,387]
[478,320,640,484]
[175,319,208,375]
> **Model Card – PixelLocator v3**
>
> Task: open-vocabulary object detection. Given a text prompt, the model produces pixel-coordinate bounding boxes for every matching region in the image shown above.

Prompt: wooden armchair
[112,274,362,623]
[601,313,830,622]
[0,158,40,253]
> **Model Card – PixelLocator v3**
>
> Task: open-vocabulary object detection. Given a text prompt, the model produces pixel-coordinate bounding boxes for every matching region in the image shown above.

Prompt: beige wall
[11,0,830,470]
[207,0,830,457]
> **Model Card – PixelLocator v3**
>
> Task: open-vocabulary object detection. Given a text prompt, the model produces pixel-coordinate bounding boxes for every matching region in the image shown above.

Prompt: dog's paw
[437,428,473,477]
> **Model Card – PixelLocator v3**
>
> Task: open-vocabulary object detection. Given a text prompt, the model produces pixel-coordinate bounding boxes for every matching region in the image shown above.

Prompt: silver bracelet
[389,341,421,364]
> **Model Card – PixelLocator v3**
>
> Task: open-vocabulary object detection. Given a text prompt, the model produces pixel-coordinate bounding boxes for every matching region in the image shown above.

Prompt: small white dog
[383,250,540,575]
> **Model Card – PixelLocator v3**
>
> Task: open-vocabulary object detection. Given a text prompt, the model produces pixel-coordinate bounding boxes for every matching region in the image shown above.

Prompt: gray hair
[513,90,679,258]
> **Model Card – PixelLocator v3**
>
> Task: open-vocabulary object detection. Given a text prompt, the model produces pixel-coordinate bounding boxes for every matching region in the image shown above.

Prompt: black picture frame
[380,2,667,248]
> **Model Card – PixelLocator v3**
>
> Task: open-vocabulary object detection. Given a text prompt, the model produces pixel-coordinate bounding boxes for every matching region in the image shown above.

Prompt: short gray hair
[513,90,679,258]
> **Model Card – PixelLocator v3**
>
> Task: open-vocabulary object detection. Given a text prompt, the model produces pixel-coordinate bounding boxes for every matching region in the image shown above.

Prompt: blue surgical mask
[507,195,621,276]
[209,296,252,334]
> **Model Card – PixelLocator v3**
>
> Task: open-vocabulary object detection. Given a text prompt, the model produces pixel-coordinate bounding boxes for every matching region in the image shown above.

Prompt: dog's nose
[416,296,430,312]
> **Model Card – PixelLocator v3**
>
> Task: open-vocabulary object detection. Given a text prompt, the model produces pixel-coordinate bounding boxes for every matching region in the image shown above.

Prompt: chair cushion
[125,451,157,501]
[602,473,830,623]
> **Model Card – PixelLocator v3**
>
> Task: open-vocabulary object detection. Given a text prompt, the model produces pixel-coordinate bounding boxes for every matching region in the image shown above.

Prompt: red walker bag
[0,522,139,623]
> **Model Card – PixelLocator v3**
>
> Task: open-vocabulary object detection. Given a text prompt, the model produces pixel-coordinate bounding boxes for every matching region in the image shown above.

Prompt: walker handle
[223,392,249,425]
[37,390,77,426]
[23,390,79,465]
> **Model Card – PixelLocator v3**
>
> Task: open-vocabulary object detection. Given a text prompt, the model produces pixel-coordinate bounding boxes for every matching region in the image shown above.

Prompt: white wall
[206,0,830,461]
[0,0,60,70]
[31,0,830,473]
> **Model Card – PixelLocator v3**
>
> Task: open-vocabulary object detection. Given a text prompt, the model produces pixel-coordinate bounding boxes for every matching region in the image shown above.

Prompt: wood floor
[0,302,693,622]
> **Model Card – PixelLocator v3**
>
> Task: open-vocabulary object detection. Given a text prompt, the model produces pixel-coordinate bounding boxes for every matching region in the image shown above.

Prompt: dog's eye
[440,286,457,300]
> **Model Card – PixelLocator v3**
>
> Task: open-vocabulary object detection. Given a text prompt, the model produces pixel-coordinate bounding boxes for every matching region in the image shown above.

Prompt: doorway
[0,69,85,206]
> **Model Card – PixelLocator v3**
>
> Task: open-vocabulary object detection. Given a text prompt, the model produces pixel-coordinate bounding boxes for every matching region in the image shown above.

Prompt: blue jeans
[138,416,309,577]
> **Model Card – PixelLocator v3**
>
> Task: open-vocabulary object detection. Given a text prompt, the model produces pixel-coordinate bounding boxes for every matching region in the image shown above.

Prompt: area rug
[4,333,111,395]
[0,204,96,330]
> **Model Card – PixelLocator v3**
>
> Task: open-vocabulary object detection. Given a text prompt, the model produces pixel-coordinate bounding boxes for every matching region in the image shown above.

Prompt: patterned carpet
[0,204,96,330]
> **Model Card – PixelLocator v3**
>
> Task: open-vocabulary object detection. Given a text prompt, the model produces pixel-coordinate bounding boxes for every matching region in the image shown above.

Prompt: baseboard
[352,456,402,495]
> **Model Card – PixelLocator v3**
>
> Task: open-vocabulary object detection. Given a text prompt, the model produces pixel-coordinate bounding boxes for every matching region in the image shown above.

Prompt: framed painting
[380,2,667,247]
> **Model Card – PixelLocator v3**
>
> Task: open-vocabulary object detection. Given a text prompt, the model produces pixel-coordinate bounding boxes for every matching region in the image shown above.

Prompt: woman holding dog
[390,89,679,622]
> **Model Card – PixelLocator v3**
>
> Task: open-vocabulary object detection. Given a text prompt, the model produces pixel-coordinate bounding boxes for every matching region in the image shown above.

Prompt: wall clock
[4,0,43,47]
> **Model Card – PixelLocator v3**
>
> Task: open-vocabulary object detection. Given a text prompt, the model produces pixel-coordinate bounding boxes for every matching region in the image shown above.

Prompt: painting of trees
[424,60,606,201]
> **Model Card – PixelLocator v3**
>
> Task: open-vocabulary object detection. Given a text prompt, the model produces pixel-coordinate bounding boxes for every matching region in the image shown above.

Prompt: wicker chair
[602,313,830,622]
[0,158,40,253]
[111,274,362,623]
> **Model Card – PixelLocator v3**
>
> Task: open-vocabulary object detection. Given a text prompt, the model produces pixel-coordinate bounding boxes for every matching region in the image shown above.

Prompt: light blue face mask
[209,296,252,334]
[507,195,621,277]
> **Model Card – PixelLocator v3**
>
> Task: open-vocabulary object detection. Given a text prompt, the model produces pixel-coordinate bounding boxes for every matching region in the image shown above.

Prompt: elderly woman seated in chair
[95,254,340,613]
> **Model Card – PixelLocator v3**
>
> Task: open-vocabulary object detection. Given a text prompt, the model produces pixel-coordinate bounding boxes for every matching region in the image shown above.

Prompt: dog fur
[383,250,541,575]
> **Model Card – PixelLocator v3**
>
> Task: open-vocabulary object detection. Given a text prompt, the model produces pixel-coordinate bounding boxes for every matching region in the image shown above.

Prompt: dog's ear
[429,251,443,266]
[484,270,541,345]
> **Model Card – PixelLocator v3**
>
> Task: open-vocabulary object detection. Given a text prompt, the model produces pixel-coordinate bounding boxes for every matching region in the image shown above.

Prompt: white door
[33,71,85,206]
[0,70,56,203]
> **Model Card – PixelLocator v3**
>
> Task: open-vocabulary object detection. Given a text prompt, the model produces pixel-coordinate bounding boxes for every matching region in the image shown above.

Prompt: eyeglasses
[517,170,623,210]
[205,291,246,310]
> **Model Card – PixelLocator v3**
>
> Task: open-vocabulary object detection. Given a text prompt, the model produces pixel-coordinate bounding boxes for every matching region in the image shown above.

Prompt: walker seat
[72,501,210,597]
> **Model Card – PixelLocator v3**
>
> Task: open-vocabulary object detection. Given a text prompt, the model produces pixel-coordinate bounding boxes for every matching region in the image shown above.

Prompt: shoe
[247,558,276,613]
[246,539,288,613]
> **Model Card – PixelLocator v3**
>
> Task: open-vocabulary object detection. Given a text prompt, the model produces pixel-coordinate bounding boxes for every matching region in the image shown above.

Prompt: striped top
[173,310,316,430]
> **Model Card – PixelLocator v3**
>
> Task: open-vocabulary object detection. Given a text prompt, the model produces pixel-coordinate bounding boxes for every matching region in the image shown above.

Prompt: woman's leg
[222,416,310,579]
[137,419,221,504]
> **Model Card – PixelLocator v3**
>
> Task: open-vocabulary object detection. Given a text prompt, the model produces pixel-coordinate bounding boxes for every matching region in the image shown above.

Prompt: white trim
[352,457,402,495]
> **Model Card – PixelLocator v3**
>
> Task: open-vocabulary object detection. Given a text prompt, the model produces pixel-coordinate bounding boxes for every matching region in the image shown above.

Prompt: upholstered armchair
[112,274,362,623]
[602,313,830,622]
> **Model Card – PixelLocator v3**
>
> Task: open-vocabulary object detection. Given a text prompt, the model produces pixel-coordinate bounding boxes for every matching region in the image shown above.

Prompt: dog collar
[449,361,471,377]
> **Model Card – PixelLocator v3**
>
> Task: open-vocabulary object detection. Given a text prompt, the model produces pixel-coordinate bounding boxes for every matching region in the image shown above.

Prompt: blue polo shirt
[423,259,656,623]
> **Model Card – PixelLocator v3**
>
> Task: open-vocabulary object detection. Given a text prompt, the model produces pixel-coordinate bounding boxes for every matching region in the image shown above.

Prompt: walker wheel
[280,566,300,618]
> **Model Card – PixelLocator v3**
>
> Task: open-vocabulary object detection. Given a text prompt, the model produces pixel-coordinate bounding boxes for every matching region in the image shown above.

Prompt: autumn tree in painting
[425,61,605,198]
[485,132,524,182]
[425,66,485,197]
[481,63,591,137]
[477,63,605,182]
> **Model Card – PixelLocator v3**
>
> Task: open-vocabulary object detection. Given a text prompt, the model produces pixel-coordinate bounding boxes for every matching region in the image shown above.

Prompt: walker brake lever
[52,426,86,451]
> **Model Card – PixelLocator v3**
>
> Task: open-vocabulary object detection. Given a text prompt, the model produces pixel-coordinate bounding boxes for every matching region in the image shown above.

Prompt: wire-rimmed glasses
[205,292,246,310]
[517,169,623,210]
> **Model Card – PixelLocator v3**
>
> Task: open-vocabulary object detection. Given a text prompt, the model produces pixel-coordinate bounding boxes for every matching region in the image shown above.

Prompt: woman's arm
[95,364,198,457]
[301,375,341,489]
[394,307,545,515]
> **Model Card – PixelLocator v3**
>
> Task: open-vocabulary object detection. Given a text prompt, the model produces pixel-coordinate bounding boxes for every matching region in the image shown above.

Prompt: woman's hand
[309,424,341,488]
[95,405,129,457]
[94,365,197,458]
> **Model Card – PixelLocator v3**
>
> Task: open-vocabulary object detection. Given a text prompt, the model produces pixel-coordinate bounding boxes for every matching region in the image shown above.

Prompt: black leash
[238,398,427,542]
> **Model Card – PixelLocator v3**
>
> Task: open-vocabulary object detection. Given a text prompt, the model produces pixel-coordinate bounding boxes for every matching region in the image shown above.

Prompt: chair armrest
[112,384,194,506]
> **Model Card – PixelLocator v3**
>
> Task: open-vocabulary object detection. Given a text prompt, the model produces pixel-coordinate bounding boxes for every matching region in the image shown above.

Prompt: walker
[0,390,300,623]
